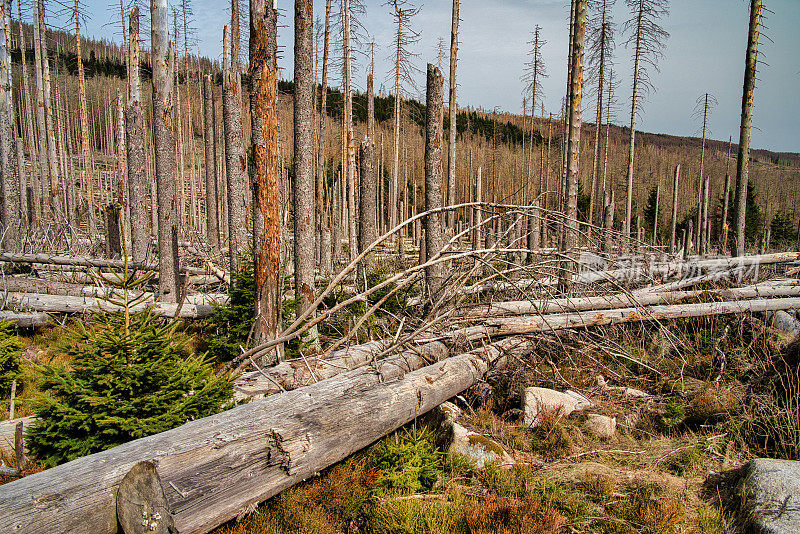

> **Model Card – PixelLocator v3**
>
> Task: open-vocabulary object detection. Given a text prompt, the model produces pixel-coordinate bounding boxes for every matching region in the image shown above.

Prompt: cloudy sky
[71,0,800,152]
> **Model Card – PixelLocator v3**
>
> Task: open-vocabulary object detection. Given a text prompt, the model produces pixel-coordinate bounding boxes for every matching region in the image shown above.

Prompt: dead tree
[316,0,332,273]
[294,0,315,315]
[0,0,15,248]
[74,0,96,236]
[358,72,377,271]
[125,7,150,263]
[733,0,762,257]
[223,4,248,272]
[587,0,615,227]
[203,75,219,253]
[424,64,445,301]
[445,0,459,230]
[16,1,37,221]
[387,0,420,235]
[669,164,679,252]
[622,0,668,239]
[151,0,180,302]
[251,0,281,356]
[32,0,48,216]
[522,25,546,261]
[693,92,717,247]
[558,0,586,292]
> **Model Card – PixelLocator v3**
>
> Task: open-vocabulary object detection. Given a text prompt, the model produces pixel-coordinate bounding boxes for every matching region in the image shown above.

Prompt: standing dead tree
[251,0,281,356]
[424,64,444,302]
[622,0,668,239]
[386,0,420,235]
[36,0,62,220]
[203,74,219,253]
[223,0,248,273]
[733,0,762,257]
[16,1,37,222]
[125,6,150,263]
[358,71,377,272]
[521,25,546,261]
[316,0,332,274]
[587,0,615,228]
[151,0,180,302]
[558,0,587,292]
[692,92,717,252]
[32,0,48,216]
[445,0,459,230]
[0,0,15,248]
[73,0,96,237]
[294,0,316,320]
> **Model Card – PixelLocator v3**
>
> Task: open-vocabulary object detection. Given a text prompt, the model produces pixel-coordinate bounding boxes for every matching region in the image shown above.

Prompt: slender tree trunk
[203,74,219,253]
[652,183,659,244]
[293,0,315,317]
[697,92,709,246]
[251,0,281,356]
[151,0,180,302]
[624,0,644,239]
[446,0,459,230]
[114,93,126,223]
[38,0,61,220]
[316,0,331,273]
[424,64,445,301]
[733,0,761,257]
[75,0,96,236]
[32,0,48,216]
[16,2,38,221]
[721,173,730,250]
[670,164,679,253]
[0,0,17,248]
[358,72,377,272]
[391,14,402,235]
[125,6,150,263]
[223,15,248,272]
[182,8,197,232]
[558,0,586,292]
[589,1,607,228]
[341,0,356,264]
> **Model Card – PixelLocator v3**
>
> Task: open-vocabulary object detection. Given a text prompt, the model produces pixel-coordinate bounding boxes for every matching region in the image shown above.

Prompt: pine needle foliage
[0,321,24,393]
[207,259,256,363]
[27,264,233,467]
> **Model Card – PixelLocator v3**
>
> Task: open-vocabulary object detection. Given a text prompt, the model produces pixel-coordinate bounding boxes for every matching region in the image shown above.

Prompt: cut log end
[117,461,176,534]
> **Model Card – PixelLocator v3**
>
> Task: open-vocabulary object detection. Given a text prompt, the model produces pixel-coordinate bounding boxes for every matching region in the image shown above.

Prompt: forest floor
[208,313,797,534]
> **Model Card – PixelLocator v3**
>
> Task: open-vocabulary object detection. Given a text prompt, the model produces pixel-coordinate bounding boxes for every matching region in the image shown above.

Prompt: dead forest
[1,0,800,532]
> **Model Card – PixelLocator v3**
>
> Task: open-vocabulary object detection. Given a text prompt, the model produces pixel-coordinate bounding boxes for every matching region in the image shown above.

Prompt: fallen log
[486,296,800,336]
[460,279,800,317]
[0,311,50,327]
[3,292,222,319]
[0,253,213,276]
[0,336,532,534]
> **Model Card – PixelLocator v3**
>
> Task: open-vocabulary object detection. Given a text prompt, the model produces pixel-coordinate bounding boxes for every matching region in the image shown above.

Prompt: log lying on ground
[460,279,800,317]
[0,253,214,276]
[0,311,50,327]
[485,296,800,336]
[234,336,452,400]
[0,336,532,534]
[3,292,224,319]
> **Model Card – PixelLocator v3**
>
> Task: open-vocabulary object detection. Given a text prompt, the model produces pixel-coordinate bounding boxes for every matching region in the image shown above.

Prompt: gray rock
[449,422,514,468]
[523,387,592,427]
[738,458,800,533]
[766,310,800,338]
[584,414,616,438]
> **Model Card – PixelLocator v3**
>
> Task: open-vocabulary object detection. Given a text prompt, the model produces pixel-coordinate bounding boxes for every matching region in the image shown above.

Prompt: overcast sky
[71,0,800,152]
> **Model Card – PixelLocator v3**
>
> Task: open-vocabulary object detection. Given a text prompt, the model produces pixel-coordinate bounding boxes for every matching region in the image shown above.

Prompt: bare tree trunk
[721,173,730,251]
[624,0,644,239]
[251,0,281,357]
[203,75,219,253]
[294,0,315,317]
[316,0,331,273]
[182,9,197,232]
[558,0,586,292]
[424,64,445,301]
[16,2,38,221]
[151,0,180,302]
[589,1,608,229]
[0,0,15,248]
[223,17,248,272]
[32,0,47,217]
[114,93,126,232]
[75,0,96,236]
[39,1,61,220]
[358,73,377,273]
[125,6,150,263]
[603,190,614,253]
[391,13,402,235]
[341,0,356,264]
[446,0,459,230]
[652,183,659,244]
[733,0,761,257]
[669,164,679,253]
